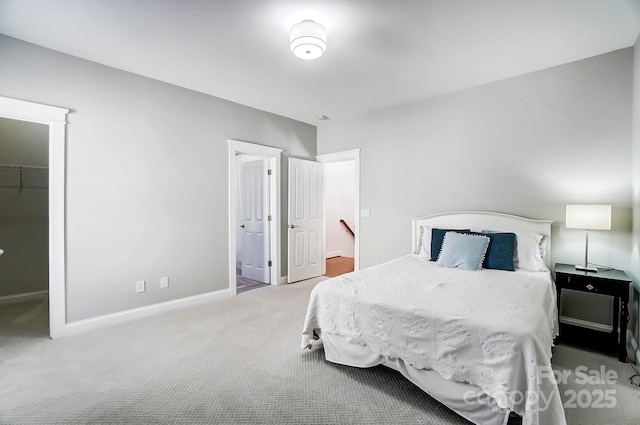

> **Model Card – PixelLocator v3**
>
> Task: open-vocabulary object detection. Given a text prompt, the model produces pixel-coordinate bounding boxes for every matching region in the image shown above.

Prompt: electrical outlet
[136,280,146,293]
[160,276,169,289]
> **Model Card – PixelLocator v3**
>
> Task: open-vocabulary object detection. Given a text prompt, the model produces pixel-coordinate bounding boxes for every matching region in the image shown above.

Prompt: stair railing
[339,219,355,237]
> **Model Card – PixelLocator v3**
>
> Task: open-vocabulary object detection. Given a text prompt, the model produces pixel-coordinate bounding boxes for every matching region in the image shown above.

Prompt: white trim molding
[559,315,613,333]
[561,317,638,365]
[630,331,640,367]
[228,140,282,294]
[0,96,69,339]
[0,96,67,123]
[64,289,229,337]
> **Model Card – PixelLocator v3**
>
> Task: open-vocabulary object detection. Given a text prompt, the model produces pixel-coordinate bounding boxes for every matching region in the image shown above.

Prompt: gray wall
[631,36,640,359]
[0,35,316,322]
[318,48,634,327]
[0,117,49,297]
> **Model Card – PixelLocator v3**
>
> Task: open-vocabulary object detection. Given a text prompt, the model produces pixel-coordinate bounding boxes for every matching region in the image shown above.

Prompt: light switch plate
[136,280,146,293]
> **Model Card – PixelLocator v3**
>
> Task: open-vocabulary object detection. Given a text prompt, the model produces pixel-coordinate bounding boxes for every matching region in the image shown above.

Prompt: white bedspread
[302,255,566,425]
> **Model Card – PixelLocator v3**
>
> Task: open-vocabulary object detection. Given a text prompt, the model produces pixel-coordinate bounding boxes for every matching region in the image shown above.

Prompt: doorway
[0,96,68,339]
[236,155,271,293]
[228,140,282,295]
[323,161,356,277]
[0,117,49,336]
[317,149,360,275]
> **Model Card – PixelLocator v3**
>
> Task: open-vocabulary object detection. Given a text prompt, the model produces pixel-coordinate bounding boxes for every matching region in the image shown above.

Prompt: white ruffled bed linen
[301,255,566,425]
[322,332,509,425]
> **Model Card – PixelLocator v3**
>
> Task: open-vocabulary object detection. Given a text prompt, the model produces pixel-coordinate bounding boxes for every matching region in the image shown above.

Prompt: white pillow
[515,232,548,271]
[415,225,431,258]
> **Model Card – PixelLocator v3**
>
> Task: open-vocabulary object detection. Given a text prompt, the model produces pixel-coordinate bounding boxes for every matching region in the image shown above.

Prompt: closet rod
[0,163,48,172]
[0,163,49,191]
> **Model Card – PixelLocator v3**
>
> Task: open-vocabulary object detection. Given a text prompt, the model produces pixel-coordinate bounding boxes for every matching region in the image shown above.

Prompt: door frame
[228,140,281,294]
[316,149,361,272]
[0,96,69,339]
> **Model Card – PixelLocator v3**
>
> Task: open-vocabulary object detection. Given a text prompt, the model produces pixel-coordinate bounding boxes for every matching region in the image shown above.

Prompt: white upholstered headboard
[411,211,553,269]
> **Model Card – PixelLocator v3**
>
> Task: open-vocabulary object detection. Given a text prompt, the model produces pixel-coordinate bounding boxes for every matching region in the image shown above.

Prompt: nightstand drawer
[555,274,621,297]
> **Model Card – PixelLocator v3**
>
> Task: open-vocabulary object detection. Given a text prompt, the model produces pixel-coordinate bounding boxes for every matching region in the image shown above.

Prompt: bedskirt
[322,331,511,425]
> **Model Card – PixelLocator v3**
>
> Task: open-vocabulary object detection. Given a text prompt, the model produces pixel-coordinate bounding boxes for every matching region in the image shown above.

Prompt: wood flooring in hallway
[325,256,354,277]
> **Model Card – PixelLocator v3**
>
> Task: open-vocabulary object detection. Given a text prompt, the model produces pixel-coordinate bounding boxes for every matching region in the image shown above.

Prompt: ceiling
[1,0,639,125]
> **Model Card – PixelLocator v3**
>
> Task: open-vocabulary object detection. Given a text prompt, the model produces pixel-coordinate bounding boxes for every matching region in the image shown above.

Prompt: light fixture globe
[290,20,327,60]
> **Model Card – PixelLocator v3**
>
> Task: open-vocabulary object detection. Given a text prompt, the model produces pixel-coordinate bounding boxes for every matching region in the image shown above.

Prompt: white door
[240,159,270,283]
[288,158,323,283]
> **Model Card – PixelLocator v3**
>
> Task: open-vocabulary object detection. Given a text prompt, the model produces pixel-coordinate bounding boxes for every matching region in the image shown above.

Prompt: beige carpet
[1,278,639,425]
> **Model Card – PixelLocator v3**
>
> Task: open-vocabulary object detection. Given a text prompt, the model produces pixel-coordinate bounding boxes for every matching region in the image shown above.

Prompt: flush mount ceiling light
[290,20,327,60]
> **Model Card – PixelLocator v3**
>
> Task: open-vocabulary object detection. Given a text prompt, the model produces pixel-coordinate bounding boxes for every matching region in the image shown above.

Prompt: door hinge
[268,260,272,267]
[267,169,272,176]
[268,214,272,221]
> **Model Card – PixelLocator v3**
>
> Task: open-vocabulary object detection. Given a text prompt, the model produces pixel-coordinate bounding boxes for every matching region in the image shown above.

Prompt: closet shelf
[0,163,48,191]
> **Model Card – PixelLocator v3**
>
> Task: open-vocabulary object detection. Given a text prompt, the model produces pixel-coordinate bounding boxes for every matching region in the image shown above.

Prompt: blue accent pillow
[478,232,516,271]
[436,232,490,271]
[430,228,470,261]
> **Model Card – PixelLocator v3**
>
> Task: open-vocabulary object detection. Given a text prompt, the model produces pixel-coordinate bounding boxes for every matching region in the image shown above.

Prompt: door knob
[289,224,298,229]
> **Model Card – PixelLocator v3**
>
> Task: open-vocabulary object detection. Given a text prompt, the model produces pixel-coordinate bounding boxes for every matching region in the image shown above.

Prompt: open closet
[0,117,50,337]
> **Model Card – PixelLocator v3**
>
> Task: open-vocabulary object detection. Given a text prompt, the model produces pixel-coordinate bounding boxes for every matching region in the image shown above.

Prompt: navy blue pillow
[430,228,470,261]
[480,232,516,271]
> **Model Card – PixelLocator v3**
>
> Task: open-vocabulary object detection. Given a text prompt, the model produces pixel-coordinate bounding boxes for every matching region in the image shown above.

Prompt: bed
[301,211,566,425]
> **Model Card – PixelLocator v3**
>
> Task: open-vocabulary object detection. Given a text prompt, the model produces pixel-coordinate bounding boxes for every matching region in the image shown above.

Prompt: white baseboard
[280,276,289,285]
[560,317,639,364]
[630,331,640,367]
[326,251,342,258]
[559,315,613,333]
[0,290,48,306]
[62,289,230,338]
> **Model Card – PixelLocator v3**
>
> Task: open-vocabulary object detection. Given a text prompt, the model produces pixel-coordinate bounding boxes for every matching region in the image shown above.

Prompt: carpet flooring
[1,278,640,425]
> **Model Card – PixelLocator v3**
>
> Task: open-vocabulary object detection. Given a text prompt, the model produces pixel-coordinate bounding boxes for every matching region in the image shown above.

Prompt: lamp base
[575,264,598,272]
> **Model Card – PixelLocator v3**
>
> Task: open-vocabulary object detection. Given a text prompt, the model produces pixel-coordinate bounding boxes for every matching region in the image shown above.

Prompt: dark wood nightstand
[554,263,632,362]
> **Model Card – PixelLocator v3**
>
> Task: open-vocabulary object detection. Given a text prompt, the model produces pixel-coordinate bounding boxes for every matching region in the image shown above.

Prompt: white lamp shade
[566,205,611,230]
[290,20,327,60]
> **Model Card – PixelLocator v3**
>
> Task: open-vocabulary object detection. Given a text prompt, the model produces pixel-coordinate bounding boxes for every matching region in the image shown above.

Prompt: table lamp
[565,204,611,272]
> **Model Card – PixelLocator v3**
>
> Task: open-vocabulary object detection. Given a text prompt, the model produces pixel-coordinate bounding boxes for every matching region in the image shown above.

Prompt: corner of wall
[630,34,640,363]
